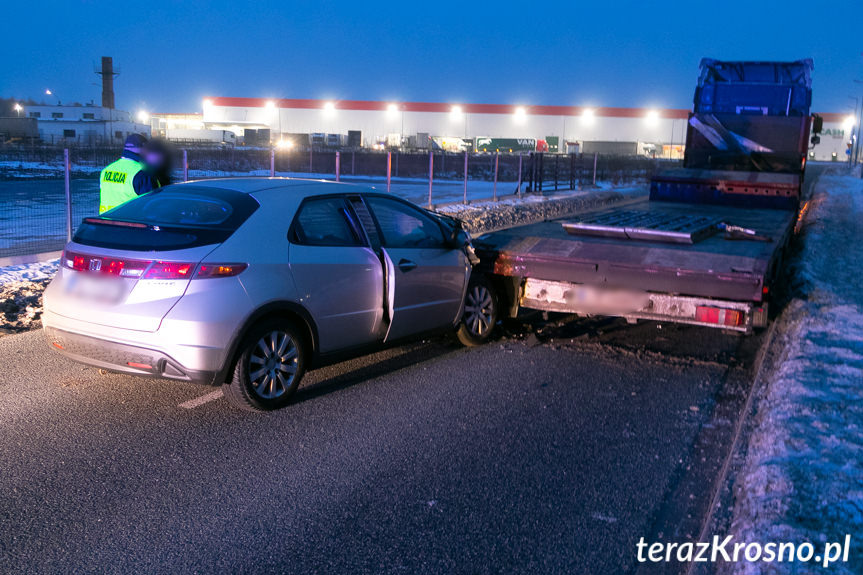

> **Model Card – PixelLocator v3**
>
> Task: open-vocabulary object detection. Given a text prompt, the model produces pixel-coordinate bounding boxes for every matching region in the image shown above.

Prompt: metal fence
[0,145,675,262]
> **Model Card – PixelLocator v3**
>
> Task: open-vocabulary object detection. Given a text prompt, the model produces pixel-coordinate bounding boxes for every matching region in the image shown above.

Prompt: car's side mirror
[452,228,470,248]
[811,114,823,134]
[810,135,821,146]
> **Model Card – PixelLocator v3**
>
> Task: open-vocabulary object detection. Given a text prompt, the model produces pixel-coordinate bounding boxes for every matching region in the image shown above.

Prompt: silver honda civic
[42,178,497,411]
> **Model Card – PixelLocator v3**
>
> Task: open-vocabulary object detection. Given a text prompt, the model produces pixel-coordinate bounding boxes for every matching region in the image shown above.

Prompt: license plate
[65,273,126,304]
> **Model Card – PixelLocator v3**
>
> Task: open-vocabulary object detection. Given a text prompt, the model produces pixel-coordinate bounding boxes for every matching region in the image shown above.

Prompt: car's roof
[172,177,377,197]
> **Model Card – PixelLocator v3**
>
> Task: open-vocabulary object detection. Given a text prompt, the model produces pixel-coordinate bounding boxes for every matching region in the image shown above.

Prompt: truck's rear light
[695,306,744,327]
[143,262,195,280]
[194,263,248,279]
[62,250,150,277]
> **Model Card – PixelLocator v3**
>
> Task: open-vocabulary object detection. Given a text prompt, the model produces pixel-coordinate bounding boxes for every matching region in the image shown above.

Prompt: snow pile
[724,174,863,575]
[0,259,59,283]
[0,160,101,179]
[0,259,58,334]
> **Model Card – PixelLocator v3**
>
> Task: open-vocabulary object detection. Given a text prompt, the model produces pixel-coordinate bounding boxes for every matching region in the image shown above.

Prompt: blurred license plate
[66,274,126,304]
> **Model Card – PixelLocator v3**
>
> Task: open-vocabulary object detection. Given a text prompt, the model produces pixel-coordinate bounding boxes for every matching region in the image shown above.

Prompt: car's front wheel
[456,275,499,346]
[222,319,306,411]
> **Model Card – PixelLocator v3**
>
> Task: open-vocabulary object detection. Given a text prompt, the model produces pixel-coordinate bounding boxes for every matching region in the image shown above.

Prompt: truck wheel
[222,319,306,411]
[456,275,499,347]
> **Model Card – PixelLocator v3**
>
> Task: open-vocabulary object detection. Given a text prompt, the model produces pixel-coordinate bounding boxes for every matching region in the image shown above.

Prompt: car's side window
[293,197,362,247]
[364,197,446,249]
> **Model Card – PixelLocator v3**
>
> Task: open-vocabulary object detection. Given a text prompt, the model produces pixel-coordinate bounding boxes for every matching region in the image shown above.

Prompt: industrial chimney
[100,57,115,109]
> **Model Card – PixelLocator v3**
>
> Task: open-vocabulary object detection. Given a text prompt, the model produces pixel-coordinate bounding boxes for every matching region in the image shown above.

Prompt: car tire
[222,319,306,412]
[456,274,499,347]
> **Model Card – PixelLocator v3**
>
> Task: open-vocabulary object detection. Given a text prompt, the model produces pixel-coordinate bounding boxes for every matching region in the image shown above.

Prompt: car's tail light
[61,250,150,278]
[62,251,247,281]
[194,263,248,278]
[141,261,248,280]
[143,261,195,280]
[695,306,744,327]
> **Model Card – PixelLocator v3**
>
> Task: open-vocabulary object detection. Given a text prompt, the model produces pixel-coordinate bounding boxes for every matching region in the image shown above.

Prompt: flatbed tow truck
[458,59,821,343]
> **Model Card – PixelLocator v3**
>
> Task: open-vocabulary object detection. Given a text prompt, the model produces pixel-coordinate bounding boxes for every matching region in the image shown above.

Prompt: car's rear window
[107,192,235,226]
[73,185,259,251]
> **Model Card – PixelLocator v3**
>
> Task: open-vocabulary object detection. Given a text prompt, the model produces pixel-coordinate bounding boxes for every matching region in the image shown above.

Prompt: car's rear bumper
[43,325,220,385]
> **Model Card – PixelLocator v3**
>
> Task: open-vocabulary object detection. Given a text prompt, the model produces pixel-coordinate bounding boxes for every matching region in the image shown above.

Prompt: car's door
[361,195,469,342]
[288,195,385,353]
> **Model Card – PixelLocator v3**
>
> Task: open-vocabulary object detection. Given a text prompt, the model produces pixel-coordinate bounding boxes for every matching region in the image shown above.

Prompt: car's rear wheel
[456,275,499,347]
[222,319,306,411]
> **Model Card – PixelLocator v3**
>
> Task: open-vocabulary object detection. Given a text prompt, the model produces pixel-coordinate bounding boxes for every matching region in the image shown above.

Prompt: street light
[13,103,22,117]
[645,109,659,125]
[136,110,149,123]
[581,108,595,125]
[514,106,526,124]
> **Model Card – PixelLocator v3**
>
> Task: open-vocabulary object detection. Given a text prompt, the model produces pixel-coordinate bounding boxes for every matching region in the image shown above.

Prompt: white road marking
[179,390,223,409]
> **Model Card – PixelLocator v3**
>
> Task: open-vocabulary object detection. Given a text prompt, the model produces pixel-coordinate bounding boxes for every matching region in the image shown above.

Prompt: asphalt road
[0,315,762,575]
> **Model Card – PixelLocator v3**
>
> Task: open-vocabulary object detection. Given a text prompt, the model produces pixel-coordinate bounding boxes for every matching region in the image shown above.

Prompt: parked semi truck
[164,128,237,146]
[461,59,820,342]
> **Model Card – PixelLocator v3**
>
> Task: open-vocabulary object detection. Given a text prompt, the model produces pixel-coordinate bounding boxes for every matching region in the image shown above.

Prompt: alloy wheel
[464,285,494,337]
[248,330,298,399]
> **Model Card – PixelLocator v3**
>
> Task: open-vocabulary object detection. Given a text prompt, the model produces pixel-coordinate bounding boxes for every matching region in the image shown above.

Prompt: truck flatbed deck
[477,197,794,304]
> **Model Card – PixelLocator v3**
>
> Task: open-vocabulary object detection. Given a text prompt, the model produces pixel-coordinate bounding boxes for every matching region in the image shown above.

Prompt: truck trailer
[462,59,819,342]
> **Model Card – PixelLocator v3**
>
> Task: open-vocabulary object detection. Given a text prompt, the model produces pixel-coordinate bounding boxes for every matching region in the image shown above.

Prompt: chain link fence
[0,145,677,262]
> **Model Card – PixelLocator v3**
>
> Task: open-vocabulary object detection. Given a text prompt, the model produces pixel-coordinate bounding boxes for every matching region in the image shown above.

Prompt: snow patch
[724,174,863,575]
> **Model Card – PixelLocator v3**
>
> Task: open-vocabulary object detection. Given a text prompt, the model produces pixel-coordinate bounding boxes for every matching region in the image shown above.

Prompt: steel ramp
[562,210,719,244]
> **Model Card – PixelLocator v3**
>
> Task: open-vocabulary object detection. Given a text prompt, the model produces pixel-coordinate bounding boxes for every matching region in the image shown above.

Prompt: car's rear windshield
[73,185,259,251]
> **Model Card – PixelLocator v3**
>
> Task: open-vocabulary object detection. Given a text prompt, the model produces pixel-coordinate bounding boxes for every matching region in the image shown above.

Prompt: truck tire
[222,319,306,411]
[456,274,499,347]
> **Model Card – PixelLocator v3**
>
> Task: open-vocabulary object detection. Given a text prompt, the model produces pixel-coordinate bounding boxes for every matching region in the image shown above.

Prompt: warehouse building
[201,97,852,161]
[20,103,150,145]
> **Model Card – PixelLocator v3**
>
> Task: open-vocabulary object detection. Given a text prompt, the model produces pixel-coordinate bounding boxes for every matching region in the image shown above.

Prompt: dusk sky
[4,0,861,115]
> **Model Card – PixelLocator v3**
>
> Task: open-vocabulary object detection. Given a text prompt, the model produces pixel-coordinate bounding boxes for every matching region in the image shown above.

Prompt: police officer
[99,133,158,214]
[142,138,173,188]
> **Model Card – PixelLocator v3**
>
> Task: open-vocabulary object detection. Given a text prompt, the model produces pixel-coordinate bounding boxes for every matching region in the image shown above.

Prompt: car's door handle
[398,258,417,272]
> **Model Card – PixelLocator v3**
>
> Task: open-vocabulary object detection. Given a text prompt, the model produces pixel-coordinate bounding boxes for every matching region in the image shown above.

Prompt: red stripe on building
[208,97,693,119]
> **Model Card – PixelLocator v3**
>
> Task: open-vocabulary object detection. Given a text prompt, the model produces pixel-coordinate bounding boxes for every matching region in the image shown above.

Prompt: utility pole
[848,96,858,165]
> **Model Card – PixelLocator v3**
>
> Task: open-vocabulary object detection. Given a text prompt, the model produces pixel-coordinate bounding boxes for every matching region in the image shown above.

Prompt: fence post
[517,154,523,198]
[554,154,559,191]
[463,150,468,204]
[428,151,434,208]
[335,151,341,182]
[570,153,575,190]
[183,149,188,182]
[270,148,275,177]
[309,148,313,174]
[386,151,392,193]
[493,152,499,201]
[592,152,598,186]
[64,149,72,242]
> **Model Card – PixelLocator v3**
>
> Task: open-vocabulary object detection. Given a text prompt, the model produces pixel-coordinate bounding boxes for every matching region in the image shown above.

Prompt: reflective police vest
[99,157,145,214]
